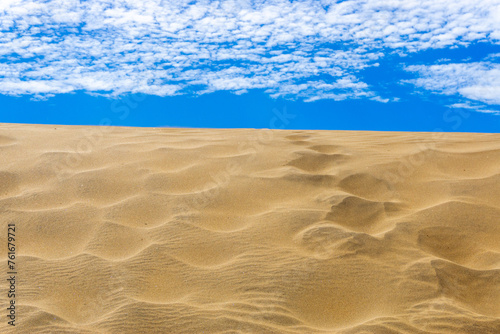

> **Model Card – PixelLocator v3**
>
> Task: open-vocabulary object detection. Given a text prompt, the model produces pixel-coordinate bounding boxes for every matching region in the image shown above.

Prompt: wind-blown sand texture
[1,123,500,334]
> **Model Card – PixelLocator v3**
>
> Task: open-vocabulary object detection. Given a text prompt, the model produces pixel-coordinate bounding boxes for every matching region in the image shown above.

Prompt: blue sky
[1,0,499,132]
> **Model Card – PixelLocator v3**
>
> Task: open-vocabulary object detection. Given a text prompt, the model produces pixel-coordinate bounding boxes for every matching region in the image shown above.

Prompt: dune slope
[1,123,500,333]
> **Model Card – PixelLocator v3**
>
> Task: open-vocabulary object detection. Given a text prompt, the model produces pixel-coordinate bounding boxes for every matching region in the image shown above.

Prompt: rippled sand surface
[1,123,500,333]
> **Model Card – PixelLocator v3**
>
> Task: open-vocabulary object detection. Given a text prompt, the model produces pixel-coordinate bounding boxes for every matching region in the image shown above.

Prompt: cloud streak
[0,0,499,102]
[405,62,500,106]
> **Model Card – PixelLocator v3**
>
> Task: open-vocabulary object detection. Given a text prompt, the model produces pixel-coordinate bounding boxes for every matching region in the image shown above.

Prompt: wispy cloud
[405,62,500,106]
[0,0,499,102]
[449,102,500,115]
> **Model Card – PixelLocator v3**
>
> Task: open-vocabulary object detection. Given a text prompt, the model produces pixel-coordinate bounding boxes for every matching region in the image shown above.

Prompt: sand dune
[1,123,500,333]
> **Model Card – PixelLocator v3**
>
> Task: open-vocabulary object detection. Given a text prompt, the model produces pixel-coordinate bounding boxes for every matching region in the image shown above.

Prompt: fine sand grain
[1,123,499,333]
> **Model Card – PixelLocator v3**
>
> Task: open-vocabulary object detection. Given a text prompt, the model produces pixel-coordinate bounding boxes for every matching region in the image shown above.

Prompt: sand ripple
[0,124,499,333]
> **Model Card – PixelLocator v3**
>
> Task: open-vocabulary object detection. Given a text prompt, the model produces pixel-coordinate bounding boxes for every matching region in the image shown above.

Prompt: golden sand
[1,123,499,333]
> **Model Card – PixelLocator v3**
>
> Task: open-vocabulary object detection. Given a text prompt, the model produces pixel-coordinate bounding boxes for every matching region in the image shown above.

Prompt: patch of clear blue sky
[0,43,499,132]
[1,90,499,132]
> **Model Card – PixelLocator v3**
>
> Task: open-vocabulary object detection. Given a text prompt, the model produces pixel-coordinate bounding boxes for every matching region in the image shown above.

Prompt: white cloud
[405,62,500,105]
[460,85,500,105]
[0,0,499,101]
[449,102,500,115]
